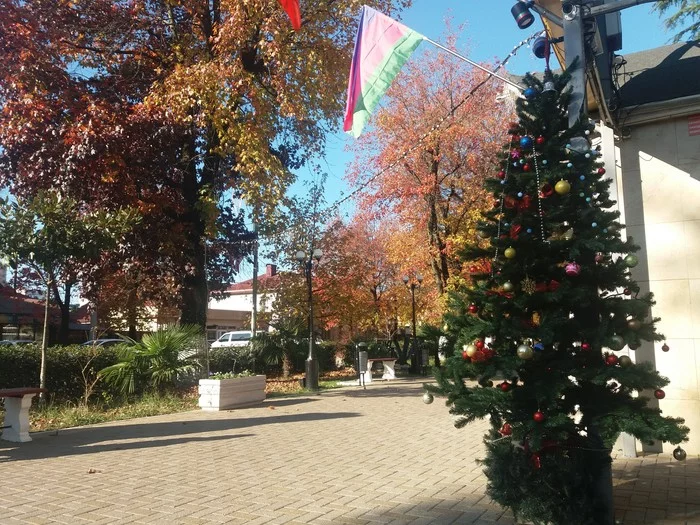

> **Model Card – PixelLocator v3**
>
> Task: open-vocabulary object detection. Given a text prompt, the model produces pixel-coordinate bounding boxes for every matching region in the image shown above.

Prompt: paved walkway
[1,379,698,525]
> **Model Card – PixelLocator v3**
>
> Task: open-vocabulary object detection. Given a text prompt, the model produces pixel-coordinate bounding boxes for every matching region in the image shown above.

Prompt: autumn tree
[347,37,514,301]
[0,0,411,328]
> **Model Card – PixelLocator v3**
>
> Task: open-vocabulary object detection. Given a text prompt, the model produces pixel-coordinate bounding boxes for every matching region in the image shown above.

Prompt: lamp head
[511,1,535,29]
[295,250,306,262]
[402,275,409,285]
[416,274,424,284]
[312,248,323,261]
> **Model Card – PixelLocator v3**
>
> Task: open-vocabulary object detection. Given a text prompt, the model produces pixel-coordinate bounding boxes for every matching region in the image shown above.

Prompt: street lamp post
[402,273,423,374]
[296,248,323,391]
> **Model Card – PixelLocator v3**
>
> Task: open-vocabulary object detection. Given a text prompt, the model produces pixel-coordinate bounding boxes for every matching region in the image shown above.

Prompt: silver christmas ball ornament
[673,446,687,461]
[422,392,434,404]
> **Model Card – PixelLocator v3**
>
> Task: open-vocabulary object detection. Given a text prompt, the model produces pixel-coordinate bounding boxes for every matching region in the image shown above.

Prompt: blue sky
[254,1,674,278]
[289,1,672,213]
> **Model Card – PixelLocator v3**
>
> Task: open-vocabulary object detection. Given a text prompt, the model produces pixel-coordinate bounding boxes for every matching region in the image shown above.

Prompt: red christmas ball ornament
[624,288,631,295]
[500,423,513,436]
[595,253,605,264]
[597,167,606,175]
[523,163,531,172]
[536,136,545,145]
[475,340,485,349]
[654,389,666,399]
[606,354,619,366]
[497,170,506,179]
[662,343,670,352]
[500,381,511,392]
[468,304,479,314]
[462,350,469,360]
[581,342,591,351]
[469,265,478,273]
[533,411,546,423]
[482,348,495,360]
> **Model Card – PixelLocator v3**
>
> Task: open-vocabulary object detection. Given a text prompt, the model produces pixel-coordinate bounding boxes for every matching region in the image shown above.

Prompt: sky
[238,0,675,280]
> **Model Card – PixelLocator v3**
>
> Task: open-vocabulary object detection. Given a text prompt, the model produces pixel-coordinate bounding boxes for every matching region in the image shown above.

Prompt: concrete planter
[198,375,266,411]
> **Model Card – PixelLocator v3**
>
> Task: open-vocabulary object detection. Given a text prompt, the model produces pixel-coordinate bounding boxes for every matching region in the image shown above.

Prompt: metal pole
[410,284,418,373]
[423,37,524,91]
[305,260,319,391]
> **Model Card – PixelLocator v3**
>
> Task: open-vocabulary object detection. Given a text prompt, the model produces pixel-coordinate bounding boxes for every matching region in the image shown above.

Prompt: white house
[206,264,279,342]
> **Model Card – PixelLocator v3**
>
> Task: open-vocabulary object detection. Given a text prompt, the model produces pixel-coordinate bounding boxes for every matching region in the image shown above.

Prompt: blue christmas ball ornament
[501,180,506,185]
[513,162,519,167]
[603,228,608,233]
[592,222,598,227]
[586,197,591,202]
[579,175,586,181]
[517,192,524,198]
[542,160,548,165]
[579,192,585,197]
[524,87,537,99]
[520,136,533,149]
[534,342,545,352]
[526,228,532,233]
[567,162,573,168]
[585,153,591,159]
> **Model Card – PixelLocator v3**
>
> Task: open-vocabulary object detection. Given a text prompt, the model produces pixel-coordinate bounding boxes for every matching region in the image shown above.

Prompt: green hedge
[0,344,121,402]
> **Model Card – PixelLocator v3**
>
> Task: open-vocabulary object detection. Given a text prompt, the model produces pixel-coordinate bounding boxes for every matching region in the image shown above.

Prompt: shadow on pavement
[612,456,700,523]
[0,411,361,463]
[259,397,321,407]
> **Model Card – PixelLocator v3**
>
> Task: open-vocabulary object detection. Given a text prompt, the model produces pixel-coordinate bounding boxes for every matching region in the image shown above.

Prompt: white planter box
[198,375,266,411]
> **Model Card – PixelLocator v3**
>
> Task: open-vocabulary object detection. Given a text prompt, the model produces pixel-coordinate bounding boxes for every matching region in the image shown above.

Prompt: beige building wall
[616,112,700,455]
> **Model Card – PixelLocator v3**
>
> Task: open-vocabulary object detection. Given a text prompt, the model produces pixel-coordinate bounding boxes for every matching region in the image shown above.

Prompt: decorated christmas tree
[426,69,689,525]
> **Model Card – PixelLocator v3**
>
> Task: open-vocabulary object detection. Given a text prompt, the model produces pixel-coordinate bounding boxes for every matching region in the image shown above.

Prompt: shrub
[99,325,202,394]
[206,345,259,375]
[0,343,121,402]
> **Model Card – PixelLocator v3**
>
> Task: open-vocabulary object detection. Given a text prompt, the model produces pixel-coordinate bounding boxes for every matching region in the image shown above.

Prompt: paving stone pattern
[0,379,698,524]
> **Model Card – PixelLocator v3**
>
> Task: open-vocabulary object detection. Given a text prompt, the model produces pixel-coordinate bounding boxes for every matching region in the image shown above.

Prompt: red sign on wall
[689,114,700,136]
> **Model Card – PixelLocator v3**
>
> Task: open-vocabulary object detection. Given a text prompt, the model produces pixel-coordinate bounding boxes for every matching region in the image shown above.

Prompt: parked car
[210,331,255,349]
[0,340,34,346]
[81,338,130,348]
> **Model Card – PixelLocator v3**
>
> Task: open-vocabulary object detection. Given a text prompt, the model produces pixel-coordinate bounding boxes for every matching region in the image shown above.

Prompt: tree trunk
[127,287,138,340]
[52,280,72,344]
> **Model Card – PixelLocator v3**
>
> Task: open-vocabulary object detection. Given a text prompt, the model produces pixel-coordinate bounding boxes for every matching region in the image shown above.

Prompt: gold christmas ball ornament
[463,344,478,357]
[503,281,515,292]
[618,355,633,367]
[554,179,571,195]
[624,254,639,268]
[504,247,516,259]
[517,344,534,360]
[627,319,642,331]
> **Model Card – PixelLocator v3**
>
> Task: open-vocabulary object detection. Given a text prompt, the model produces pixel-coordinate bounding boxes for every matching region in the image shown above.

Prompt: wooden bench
[0,387,47,442]
[361,357,397,384]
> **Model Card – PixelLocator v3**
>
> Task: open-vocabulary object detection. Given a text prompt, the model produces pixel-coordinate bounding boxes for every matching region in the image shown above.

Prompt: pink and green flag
[343,6,423,137]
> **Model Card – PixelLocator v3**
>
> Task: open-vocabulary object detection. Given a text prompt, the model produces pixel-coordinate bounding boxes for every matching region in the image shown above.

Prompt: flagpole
[422,37,524,91]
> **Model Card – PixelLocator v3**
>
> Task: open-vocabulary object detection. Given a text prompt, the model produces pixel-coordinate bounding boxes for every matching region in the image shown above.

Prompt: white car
[210,331,254,349]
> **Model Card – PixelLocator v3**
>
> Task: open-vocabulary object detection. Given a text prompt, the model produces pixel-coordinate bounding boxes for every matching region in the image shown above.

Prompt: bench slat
[0,387,47,398]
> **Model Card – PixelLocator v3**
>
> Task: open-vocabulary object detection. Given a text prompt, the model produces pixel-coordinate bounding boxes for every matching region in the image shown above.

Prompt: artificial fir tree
[426,69,689,525]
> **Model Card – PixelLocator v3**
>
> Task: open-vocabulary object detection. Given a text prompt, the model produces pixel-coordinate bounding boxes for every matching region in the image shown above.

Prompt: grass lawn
[0,369,359,434]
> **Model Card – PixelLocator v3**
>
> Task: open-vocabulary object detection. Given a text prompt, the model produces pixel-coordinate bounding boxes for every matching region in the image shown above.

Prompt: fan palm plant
[99,324,203,394]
